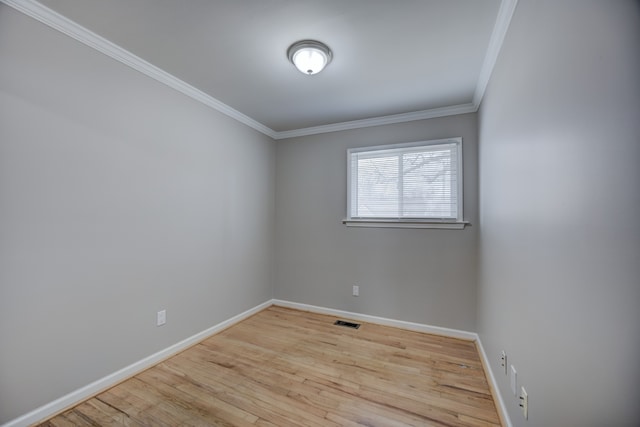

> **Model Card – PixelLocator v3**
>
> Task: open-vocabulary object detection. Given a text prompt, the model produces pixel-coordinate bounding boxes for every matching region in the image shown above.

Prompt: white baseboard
[272,299,477,341]
[273,299,511,427]
[475,336,513,427]
[2,300,272,427]
[5,299,511,427]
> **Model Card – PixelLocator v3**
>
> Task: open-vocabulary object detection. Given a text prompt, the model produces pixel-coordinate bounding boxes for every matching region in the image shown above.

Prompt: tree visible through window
[347,138,462,222]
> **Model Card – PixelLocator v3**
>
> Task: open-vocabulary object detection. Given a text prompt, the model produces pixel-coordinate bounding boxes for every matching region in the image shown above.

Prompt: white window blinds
[347,138,462,221]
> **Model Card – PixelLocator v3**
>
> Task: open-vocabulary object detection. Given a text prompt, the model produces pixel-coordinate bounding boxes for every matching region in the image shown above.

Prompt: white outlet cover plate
[157,309,166,326]
[520,386,528,419]
[510,365,517,395]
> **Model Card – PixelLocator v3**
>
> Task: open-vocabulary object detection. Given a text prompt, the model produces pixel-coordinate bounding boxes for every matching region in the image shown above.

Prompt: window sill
[342,219,469,229]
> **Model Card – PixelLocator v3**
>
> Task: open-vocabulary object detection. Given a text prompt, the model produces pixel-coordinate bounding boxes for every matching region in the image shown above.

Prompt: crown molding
[272,103,478,139]
[0,0,278,139]
[2,0,516,141]
[473,0,519,107]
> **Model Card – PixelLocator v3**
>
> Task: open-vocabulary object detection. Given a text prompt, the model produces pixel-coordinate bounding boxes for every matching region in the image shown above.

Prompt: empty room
[1,0,638,426]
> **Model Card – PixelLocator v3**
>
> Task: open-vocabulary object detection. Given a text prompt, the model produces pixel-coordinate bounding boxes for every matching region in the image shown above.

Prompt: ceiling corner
[473,0,519,107]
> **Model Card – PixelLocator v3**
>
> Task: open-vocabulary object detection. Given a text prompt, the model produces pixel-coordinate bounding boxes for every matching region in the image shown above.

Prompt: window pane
[356,155,398,217]
[402,149,454,218]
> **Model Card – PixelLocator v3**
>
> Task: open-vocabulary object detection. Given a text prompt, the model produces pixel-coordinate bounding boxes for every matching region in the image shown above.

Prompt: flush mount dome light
[287,40,332,75]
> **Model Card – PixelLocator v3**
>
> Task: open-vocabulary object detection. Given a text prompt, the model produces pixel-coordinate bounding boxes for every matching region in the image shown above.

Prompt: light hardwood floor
[38,306,501,426]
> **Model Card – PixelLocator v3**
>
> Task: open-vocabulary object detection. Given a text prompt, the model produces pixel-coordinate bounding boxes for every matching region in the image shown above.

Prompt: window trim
[344,137,467,229]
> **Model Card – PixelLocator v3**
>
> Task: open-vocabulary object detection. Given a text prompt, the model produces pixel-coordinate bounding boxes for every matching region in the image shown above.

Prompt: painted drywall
[477,1,640,426]
[275,114,478,331]
[0,5,275,423]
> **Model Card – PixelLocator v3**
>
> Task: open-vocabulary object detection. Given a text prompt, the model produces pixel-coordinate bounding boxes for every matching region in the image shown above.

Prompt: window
[345,138,465,229]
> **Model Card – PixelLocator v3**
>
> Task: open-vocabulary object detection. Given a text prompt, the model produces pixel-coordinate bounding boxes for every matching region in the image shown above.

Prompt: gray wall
[275,114,478,331]
[0,6,275,423]
[5,0,639,425]
[477,1,640,426]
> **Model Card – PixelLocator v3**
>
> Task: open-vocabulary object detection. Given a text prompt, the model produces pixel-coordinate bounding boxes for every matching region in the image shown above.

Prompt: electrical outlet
[510,365,517,395]
[499,351,507,374]
[519,386,528,419]
[352,285,359,296]
[157,309,166,326]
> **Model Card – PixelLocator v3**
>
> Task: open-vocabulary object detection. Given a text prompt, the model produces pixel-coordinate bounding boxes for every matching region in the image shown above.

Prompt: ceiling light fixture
[287,40,332,75]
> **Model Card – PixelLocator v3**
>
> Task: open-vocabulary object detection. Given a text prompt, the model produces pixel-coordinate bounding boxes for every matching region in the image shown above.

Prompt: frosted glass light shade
[287,40,332,75]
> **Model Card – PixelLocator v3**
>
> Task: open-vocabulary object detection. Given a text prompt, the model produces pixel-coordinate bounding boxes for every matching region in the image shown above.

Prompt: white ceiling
[9,0,514,138]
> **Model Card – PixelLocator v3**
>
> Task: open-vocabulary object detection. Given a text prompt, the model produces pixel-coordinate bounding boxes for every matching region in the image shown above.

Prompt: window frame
[344,137,467,229]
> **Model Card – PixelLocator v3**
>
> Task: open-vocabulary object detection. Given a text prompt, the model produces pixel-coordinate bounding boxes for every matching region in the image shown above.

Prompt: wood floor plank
[37,306,501,426]
[72,399,139,426]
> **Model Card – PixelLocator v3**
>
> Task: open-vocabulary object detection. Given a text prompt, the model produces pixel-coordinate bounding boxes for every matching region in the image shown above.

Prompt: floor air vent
[334,320,360,329]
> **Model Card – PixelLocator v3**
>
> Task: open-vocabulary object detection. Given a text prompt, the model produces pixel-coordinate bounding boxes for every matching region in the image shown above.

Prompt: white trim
[473,0,519,106]
[273,104,477,140]
[2,300,272,427]
[3,299,511,427]
[0,0,517,140]
[0,0,278,139]
[345,137,461,155]
[272,299,477,341]
[475,337,514,427]
[273,299,511,426]
[342,219,468,229]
